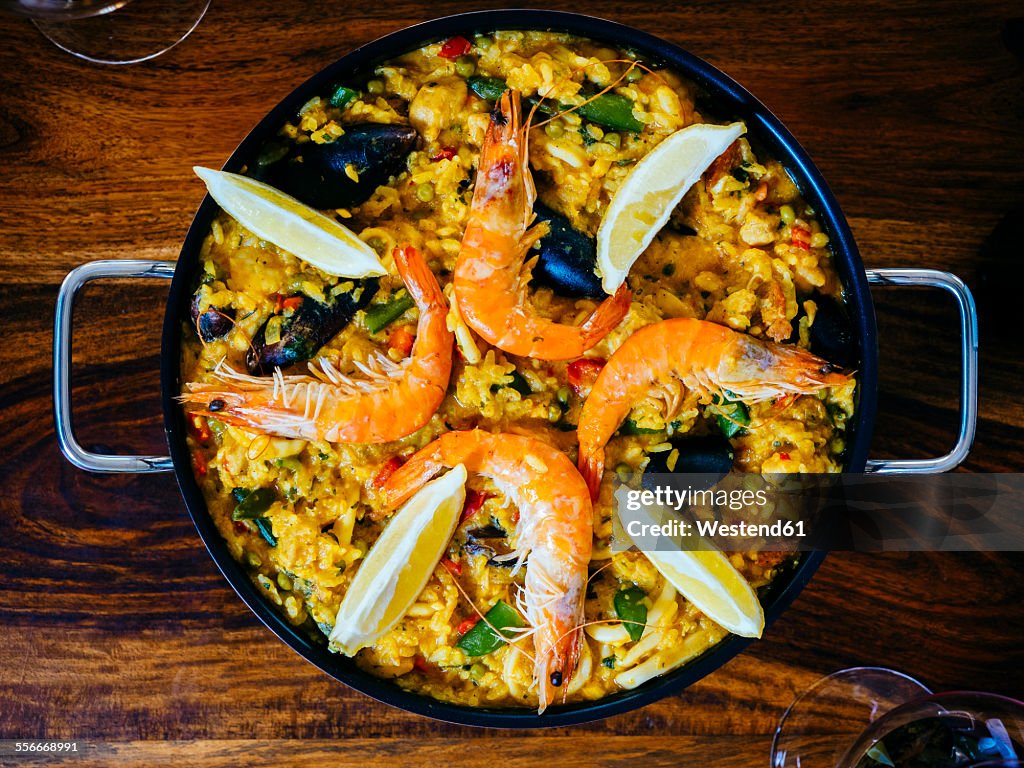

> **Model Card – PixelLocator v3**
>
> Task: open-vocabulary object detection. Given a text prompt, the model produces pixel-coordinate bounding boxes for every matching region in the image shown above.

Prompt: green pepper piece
[614,585,648,642]
[329,85,359,110]
[364,293,415,334]
[232,488,278,520]
[576,93,644,133]
[618,418,663,436]
[254,517,278,547]
[456,600,524,656]
[467,76,507,101]
[710,395,751,438]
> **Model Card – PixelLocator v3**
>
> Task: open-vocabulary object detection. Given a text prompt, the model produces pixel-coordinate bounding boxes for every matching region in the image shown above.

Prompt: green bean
[365,293,415,334]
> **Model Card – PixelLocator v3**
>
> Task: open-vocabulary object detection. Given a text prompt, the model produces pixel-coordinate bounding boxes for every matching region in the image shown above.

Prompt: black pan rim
[161,9,876,728]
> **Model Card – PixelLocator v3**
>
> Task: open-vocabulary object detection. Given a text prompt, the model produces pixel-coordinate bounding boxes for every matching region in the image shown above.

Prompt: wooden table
[1,1,1022,765]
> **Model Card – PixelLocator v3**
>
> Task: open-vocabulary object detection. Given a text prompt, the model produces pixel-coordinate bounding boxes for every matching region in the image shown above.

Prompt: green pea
[416,183,435,202]
[469,662,487,680]
[276,573,293,592]
[625,66,644,83]
[366,236,385,254]
[604,132,621,149]
[244,551,262,569]
[556,386,572,410]
[779,205,796,225]
[615,463,633,483]
[455,56,476,78]
[366,79,384,95]
[545,121,565,139]
[474,35,493,50]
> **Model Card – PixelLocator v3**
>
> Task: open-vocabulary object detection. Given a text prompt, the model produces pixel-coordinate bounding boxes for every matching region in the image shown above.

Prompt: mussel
[808,295,856,370]
[530,203,607,299]
[264,124,418,210]
[463,523,515,569]
[190,290,235,342]
[247,278,379,375]
[641,434,735,491]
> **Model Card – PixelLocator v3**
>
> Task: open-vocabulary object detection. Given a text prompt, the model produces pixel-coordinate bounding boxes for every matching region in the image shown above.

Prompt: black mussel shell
[642,434,735,491]
[247,278,379,375]
[265,124,417,210]
[530,203,607,299]
[808,295,856,370]
[189,290,235,342]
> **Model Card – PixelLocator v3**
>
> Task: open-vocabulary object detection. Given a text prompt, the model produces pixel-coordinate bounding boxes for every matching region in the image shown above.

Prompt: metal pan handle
[864,268,978,474]
[53,259,177,473]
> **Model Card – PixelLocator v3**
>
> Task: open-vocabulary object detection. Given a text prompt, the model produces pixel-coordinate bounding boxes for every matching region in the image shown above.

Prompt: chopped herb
[602,655,617,669]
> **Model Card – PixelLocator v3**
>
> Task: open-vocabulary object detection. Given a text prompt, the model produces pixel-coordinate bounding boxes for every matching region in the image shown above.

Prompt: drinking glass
[772,667,1024,767]
[3,0,210,65]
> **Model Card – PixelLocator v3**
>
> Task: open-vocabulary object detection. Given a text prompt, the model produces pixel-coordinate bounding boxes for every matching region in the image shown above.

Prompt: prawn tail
[580,283,632,349]
[394,244,445,309]
[380,445,447,509]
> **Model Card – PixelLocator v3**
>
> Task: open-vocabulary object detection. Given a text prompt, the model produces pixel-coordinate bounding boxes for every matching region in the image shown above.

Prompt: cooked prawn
[180,245,453,443]
[577,318,851,499]
[381,429,592,713]
[454,90,631,360]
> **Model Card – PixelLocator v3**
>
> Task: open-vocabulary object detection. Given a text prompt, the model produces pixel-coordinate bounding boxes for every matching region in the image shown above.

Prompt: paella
[180,30,856,712]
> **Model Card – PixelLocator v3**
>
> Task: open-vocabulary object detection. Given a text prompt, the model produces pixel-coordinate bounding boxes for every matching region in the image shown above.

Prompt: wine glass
[3,0,210,65]
[772,667,1024,767]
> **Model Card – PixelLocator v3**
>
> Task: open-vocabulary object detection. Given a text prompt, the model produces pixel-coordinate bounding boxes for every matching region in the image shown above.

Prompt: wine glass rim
[914,690,1024,709]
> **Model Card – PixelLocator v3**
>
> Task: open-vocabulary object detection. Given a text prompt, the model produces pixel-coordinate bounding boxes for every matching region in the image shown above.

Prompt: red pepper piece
[187,413,211,445]
[459,489,493,525]
[372,455,405,489]
[281,296,304,311]
[438,36,471,59]
[191,450,207,477]
[441,557,462,576]
[567,358,606,395]
[456,616,479,636]
[388,325,415,357]
[432,147,457,161]
[413,655,432,673]
[791,226,812,251]
[779,451,792,461]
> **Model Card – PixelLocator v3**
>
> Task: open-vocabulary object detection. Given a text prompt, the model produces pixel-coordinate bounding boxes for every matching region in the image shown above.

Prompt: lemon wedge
[329,465,467,655]
[596,121,746,294]
[194,167,386,278]
[618,492,764,637]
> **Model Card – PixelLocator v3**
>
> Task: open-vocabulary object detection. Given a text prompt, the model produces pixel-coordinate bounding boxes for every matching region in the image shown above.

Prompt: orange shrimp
[454,90,631,361]
[382,430,592,713]
[577,318,851,499]
[180,245,453,444]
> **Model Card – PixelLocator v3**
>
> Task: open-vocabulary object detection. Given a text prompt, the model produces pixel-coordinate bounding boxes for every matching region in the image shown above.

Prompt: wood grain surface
[1,1,1022,766]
